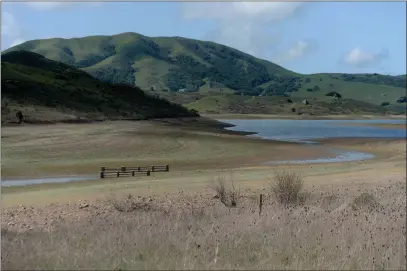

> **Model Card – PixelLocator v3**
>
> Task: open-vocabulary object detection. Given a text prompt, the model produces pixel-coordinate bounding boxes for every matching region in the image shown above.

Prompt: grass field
[1,119,406,270]
[149,90,406,116]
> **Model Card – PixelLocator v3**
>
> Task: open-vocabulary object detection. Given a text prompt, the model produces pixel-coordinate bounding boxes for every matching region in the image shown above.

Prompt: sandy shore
[0,118,330,179]
[1,117,405,207]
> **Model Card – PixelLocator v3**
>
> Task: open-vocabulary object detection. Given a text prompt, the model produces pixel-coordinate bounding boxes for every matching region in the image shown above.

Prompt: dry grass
[2,181,406,270]
[270,170,305,206]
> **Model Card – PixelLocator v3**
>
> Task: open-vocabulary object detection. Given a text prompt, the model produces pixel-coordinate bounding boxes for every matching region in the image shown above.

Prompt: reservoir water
[224,119,406,164]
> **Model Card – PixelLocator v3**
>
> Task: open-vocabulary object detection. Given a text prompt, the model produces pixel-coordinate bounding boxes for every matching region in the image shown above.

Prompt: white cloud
[183,2,303,23]
[343,47,389,68]
[26,2,74,11]
[275,40,318,63]
[1,11,25,50]
[182,2,306,59]
[25,1,100,11]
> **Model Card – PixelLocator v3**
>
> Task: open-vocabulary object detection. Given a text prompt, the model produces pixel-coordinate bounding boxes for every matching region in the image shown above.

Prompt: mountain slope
[4,32,406,107]
[1,50,198,124]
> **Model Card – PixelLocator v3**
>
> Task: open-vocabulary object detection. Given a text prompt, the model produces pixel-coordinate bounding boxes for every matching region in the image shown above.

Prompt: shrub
[270,170,304,206]
[213,177,240,207]
[351,193,382,212]
[381,102,390,106]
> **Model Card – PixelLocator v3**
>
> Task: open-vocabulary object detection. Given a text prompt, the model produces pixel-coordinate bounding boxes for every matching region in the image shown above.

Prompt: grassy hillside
[1,50,198,124]
[148,90,404,116]
[3,32,406,108]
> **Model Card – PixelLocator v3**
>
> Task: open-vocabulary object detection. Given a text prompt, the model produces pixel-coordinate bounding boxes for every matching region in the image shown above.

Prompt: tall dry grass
[2,181,406,270]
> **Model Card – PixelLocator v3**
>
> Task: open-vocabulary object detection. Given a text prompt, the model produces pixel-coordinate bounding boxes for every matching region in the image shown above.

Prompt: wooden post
[152,165,155,172]
[138,166,141,172]
[101,167,106,172]
[100,171,104,179]
[166,164,169,172]
[121,166,126,172]
[259,194,263,218]
[132,170,135,177]
[147,170,151,176]
[117,171,120,177]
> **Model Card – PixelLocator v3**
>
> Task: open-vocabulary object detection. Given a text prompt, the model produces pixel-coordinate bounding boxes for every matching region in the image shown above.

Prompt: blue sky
[1,1,406,75]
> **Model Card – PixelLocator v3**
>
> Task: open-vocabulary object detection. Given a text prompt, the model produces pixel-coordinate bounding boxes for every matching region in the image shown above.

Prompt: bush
[351,193,382,212]
[381,102,390,106]
[213,177,240,207]
[270,171,304,206]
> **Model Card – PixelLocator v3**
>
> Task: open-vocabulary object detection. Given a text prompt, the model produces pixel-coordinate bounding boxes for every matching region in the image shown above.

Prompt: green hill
[3,32,406,108]
[1,50,198,124]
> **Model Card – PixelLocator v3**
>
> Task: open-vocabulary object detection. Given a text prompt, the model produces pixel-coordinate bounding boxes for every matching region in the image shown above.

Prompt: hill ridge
[1,50,198,124]
[3,32,406,107]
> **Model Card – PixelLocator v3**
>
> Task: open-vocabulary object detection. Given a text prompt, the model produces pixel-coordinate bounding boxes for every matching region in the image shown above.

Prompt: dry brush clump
[270,170,306,206]
[351,192,383,212]
[110,194,157,213]
[212,177,240,208]
[2,181,406,270]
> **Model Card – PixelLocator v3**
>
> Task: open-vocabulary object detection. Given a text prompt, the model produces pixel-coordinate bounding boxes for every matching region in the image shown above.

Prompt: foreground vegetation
[1,50,198,124]
[4,32,406,107]
[2,174,405,270]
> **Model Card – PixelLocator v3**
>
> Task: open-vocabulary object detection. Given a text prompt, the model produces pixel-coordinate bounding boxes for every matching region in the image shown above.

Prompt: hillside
[4,32,406,108]
[1,50,198,124]
[145,89,402,116]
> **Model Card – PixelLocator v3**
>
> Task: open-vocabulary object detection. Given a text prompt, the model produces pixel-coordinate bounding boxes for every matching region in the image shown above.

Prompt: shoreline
[206,113,407,120]
[338,122,406,129]
[1,136,404,187]
[1,117,405,196]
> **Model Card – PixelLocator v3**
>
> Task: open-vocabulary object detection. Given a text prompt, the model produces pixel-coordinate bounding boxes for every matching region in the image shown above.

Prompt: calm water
[224,119,406,165]
[2,119,405,187]
[224,119,406,143]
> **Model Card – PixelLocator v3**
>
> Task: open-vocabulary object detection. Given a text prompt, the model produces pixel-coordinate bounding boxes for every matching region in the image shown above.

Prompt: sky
[1,1,406,75]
